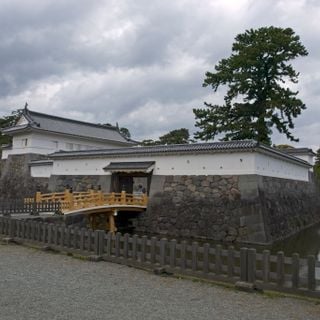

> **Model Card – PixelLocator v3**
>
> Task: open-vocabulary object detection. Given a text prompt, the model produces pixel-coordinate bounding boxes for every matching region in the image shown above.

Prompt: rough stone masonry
[134,174,320,244]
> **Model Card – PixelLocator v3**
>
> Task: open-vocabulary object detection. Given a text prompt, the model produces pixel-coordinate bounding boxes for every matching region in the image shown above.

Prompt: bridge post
[109,211,116,234]
[97,189,104,206]
[110,192,115,204]
[142,194,148,206]
[65,188,74,210]
[121,191,126,204]
[35,191,42,203]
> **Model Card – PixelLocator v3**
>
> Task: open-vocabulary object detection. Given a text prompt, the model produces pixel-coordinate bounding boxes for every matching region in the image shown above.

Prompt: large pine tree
[193,27,308,145]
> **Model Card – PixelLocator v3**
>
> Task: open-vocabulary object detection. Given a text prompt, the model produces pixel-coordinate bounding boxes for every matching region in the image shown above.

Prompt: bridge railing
[25,189,148,212]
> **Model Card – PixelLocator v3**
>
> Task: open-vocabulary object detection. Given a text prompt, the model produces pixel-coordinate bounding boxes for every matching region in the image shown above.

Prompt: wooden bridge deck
[25,189,148,232]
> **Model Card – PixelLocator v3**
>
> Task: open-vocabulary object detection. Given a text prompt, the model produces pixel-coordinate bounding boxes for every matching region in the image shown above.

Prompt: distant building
[1,107,135,159]
[281,147,316,167]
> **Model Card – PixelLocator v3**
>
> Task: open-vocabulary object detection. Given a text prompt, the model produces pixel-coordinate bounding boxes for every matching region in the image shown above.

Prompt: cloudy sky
[0,0,319,149]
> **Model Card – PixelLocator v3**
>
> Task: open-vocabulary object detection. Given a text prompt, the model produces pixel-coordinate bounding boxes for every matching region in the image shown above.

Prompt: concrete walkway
[0,244,319,320]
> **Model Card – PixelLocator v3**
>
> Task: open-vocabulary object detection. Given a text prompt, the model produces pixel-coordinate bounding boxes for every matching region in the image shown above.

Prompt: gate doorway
[111,172,151,194]
[105,161,155,195]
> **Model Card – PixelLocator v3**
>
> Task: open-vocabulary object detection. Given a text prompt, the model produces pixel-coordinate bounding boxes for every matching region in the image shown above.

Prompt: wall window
[65,143,73,150]
[21,138,28,147]
[52,141,59,150]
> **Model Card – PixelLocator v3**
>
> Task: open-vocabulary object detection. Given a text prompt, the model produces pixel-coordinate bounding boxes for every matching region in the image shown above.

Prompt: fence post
[106,232,112,257]
[169,239,177,269]
[277,251,285,287]
[20,220,25,239]
[240,247,248,282]
[215,244,222,275]
[160,238,167,267]
[150,237,157,264]
[180,240,187,270]
[247,248,256,283]
[42,223,47,243]
[123,233,129,260]
[292,253,300,289]
[228,246,235,277]
[9,219,16,238]
[94,230,105,256]
[203,243,210,274]
[47,224,53,245]
[307,255,316,291]
[60,226,65,247]
[73,227,79,249]
[87,229,93,252]
[262,250,270,283]
[53,224,59,246]
[192,242,198,272]
[115,232,121,257]
[141,235,147,262]
[132,234,138,260]
[94,230,100,255]
[30,221,36,240]
[80,228,85,252]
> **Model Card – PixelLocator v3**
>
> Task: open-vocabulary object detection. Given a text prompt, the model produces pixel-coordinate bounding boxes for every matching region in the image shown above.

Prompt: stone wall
[0,154,49,200]
[258,176,320,242]
[134,175,320,244]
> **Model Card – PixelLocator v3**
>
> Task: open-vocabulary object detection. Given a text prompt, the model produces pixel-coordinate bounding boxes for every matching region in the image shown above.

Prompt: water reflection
[270,222,320,261]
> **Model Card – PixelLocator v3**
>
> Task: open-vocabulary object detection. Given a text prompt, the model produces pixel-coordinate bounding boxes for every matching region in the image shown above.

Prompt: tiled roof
[49,140,311,167]
[282,148,316,156]
[51,140,258,157]
[2,108,134,145]
[103,161,155,172]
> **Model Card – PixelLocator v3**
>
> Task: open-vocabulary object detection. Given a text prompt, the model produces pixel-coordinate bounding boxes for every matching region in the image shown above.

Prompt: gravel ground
[0,244,319,320]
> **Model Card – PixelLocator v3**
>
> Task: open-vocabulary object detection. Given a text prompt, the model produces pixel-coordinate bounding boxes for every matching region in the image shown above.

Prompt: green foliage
[159,128,191,145]
[141,128,192,146]
[194,26,308,145]
[0,110,22,147]
[119,127,131,139]
[314,148,320,180]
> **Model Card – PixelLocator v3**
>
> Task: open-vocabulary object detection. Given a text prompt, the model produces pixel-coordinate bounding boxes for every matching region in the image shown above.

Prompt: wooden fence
[0,216,319,298]
[0,200,61,215]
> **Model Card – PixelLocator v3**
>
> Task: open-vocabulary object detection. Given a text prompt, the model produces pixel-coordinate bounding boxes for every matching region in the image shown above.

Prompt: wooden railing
[25,189,148,213]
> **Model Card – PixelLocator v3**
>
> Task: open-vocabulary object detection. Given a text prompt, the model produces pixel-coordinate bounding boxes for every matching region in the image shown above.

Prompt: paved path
[0,244,319,320]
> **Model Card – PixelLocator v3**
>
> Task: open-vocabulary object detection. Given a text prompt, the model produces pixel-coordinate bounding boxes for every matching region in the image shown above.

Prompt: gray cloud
[0,0,319,149]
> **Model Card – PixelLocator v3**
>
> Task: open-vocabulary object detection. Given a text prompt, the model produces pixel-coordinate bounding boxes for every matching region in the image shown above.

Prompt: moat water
[269,222,320,261]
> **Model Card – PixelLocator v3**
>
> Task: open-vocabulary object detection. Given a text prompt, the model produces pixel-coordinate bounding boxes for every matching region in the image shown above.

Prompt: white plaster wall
[2,131,128,159]
[255,153,308,181]
[292,154,314,166]
[32,151,310,181]
[50,152,255,176]
[30,164,53,178]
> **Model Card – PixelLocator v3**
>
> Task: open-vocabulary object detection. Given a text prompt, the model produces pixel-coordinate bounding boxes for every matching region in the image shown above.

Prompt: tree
[314,148,320,180]
[193,27,308,145]
[159,128,191,145]
[119,127,131,140]
[0,110,21,147]
[141,128,192,146]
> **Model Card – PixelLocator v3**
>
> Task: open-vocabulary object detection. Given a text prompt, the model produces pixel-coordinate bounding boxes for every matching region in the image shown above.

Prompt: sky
[0,0,319,150]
